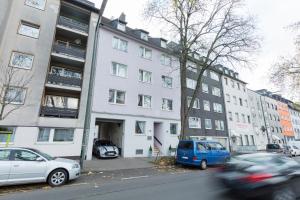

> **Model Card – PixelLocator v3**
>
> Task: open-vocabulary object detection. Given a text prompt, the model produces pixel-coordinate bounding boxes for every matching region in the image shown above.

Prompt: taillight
[243,173,273,183]
[193,156,197,161]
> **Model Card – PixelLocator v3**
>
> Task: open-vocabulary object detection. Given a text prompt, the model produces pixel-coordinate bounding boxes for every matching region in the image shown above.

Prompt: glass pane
[138,95,143,106]
[112,37,119,49]
[67,98,78,109]
[135,121,145,134]
[116,91,125,104]
[118,65,127,77]
[13,150,39,161]
[109,90,115,103]
[120,40,127,51]
[25,0,46,10]
[10,52,34,69]
[37,128,50,142]
[53,129,74,142]
[5,87,25,103]
[19,23,40,38]
[0,150,10,161]
[144,96,151,108]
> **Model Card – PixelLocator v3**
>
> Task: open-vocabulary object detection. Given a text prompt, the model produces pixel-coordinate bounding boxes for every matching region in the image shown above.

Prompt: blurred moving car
[0,147,80,187]
[176,140,230,170]
[216,153,300,200]
[93,139,119,158]
[266,143,282,153]
[287,145,300,157]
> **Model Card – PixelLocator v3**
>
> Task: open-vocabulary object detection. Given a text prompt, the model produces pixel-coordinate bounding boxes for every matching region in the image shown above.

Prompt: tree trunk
[179,57,188,140]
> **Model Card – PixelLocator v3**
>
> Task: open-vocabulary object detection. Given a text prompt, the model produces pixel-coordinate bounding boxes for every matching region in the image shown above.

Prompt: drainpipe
[80,0,108,168]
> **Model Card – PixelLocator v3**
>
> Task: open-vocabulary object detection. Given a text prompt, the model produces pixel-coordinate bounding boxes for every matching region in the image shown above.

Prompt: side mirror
[36,157,45,162]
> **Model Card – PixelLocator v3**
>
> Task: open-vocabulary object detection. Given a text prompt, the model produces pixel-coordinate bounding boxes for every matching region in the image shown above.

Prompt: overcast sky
[90,0,300,98]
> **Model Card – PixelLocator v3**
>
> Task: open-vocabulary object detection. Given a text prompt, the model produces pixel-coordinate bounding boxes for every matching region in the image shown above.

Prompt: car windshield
[98,140,113,146]
[30,149,54,160]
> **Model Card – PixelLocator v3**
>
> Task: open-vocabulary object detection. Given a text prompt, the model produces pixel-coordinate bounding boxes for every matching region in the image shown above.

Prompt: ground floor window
[135,121,146,134]
[37,128,74,143]
[0,127,15,143]
[170,123,178,135]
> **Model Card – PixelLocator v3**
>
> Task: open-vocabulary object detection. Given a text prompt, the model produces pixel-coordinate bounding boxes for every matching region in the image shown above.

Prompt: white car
[0,147,80,187]
[93,140,119,158]
[288,145,300,157]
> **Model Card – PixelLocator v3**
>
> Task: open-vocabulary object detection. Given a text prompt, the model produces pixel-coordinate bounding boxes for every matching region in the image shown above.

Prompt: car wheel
[272,187,296,200]
[200,160,207,170]
[48,169,68,187]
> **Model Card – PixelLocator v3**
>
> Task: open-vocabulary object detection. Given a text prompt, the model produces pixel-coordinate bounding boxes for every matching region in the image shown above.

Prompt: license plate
[108,153,115,155]
[182,156,188,159]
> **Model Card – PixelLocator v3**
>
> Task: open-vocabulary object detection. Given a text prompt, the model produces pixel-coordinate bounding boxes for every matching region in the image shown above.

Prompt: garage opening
[94,118,124,158]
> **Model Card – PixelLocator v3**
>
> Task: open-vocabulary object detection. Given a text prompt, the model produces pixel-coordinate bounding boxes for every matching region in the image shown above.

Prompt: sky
[90,0,300,98]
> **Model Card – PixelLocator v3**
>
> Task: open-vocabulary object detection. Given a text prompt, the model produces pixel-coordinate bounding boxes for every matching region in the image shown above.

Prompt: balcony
[57,16,89,35]
[40,106,78,118]
[46,74,82,91]
[52,41,86,61]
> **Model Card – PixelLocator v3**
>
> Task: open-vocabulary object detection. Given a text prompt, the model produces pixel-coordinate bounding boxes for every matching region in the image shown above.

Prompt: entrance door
[153,122,163,151]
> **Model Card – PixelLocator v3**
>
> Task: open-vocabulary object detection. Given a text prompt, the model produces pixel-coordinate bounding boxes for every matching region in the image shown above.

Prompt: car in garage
[93,139,119,158]
[0,147,80,187]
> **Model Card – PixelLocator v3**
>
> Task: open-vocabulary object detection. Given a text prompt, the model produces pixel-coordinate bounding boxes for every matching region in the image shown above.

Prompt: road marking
[121,175,149,180]
[67,182,89,187]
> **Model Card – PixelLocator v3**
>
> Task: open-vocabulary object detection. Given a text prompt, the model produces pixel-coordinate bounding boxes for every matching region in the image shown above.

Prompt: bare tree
[144,0,260,139]
[0,63,32,120]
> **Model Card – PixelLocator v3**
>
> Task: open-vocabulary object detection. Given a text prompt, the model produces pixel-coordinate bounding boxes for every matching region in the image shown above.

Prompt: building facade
[0,0,97,158]
[86,14,181,159]
[289,106,300,140]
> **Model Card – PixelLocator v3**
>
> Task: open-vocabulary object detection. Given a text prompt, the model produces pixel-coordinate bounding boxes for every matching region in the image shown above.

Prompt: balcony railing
[47,74,82,88]
[40,106,78,118]
[52,42,86,60]
[58,16,89,33]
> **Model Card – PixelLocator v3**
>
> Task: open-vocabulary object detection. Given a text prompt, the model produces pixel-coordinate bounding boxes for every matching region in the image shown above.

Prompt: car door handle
[13,165,19,167]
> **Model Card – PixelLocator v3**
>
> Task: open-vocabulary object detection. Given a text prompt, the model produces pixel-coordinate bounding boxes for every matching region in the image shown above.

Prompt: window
[117,22,126,31]
[187,78,196,89]
[37,128,51,142]
[170,123,178,135]
[250,135,255,146]
[189,117,201,129]
[138,95,151,108]
[205,119,212,129]
[212,87,221,97]
[235,113,240,122]
[231,80,235,88]
[213,103,223,113]
[197,143,206,151]
[0,127,15,143]
[247,115,251,123]
[162,76,173,88]
[202,83,209,93]
[109,89,126,104]
[45,95,78,109]
[245,100,248,107]
[10,51,34,69]
[25,0,46,10]
[239,98,243,106]
[210,71,219,81]
[233,96,237,105]
[187,64,197,73]
[135,121,145,134]
[226,94,230,102]
[111,62,127,77]
[112,36,128,52]
[161,40,167,48]
[140,32,148,41]
[139,70,152,83]
[162,98,173,111]
[203,100,210,111]
[237,83,240,90]
[139,46,152,59]
[215,120,225,131]
[53,129,74,142]
[224,77,228,85]
[228,111,233,121]
[160,54,171,66]
[13,150,39,161]
[5,87,26,104]
[18,21,40,38]
[241,114,246,123]
[0,150,10,161]
[244,135,249,146]
[187,97,200,109]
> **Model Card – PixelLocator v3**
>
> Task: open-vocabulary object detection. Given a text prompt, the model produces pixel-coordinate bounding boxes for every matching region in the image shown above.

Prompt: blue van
[176,140,230,170]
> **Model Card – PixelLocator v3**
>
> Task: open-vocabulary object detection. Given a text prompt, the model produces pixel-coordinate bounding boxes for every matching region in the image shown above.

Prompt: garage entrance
[94,118,124,157]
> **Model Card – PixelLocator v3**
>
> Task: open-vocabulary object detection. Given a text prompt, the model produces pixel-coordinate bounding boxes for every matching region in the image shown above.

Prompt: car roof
[179,140,218,143]
[0,147,36,151]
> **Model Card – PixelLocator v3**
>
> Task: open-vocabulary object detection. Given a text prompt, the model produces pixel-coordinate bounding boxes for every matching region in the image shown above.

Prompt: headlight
[72,163,80,169]
[99,147,106,153]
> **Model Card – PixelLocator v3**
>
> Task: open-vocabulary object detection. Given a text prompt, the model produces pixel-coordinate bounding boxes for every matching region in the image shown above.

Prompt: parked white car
[0,147,80,187]
[288,145,300,157]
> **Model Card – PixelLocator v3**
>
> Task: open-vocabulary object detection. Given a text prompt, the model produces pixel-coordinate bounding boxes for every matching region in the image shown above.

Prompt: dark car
[216,153,300,200]
[266,143,282,153]
[92,139,119,158]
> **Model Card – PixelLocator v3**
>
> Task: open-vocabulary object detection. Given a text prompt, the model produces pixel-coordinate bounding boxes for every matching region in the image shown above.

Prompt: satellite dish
[74,39,81,45]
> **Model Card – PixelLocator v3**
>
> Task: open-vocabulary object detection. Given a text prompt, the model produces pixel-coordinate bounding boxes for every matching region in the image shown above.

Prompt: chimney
[119,12,126,23]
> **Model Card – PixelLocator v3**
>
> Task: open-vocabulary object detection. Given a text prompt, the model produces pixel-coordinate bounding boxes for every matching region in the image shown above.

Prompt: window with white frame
[37,128,51,142]
[140,32,148,41]
[187,96,200,109]
[212,87,221,97]
[53,129,74,142]
[25,0,46,10]
[138,94,151,108]
[203,100,210,111]
[161,40,167,48]
[162,98,173,111]
[202,83,209,93]
[170,123,178,135]
[215,120,225,131]
[111,62,127,77]
[213,103,223,113]
[139,69,152,83]
[160,54,171,66]
[139,46,152,59]
[112,36,128,52]
[187,64,197,73]
[228,111,233,121]
[117,22,126,31]
[9,51,34,69]
[205,119,212,129]
[233,96,237,105]
[162,75,172,88]
[18,21,40,38]
[135,121,146,134]
[0,127,15,143]
[109,89,125,104]
[189,117,201,129]
[186,78,196,89]
[210,71,219,81]
[5,87,26,104]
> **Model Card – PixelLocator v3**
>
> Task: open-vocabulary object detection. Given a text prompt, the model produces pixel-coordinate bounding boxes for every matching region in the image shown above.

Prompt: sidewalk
[82,157,155,173]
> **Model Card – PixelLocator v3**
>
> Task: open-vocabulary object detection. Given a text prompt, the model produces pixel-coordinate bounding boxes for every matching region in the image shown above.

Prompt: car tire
[272,187,296,200]
[200,160,207,170]
[48,169,68,187]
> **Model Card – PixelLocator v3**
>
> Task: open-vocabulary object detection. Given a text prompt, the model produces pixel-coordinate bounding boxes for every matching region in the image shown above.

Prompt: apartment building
[289,105,300,140]
[86,14,181,159]
[247,90,268,150]
[220,67,256,152]
[0,0,97,158]
[184,64,229,149]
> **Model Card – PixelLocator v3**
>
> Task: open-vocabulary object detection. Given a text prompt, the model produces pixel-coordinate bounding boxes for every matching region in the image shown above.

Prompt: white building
[289,107,300,140]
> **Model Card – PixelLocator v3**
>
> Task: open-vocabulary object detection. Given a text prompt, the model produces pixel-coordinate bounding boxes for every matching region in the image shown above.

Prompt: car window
[0,150,10,161]
[293,146,299,149]
[197,143,206,151]
[267,144,280,149]
[178,141,194,150]
[215,143,224,150]
[12,150,39,161]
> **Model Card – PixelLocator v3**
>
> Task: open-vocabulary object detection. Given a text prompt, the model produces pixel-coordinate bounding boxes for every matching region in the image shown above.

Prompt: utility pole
[80,0,108,168]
